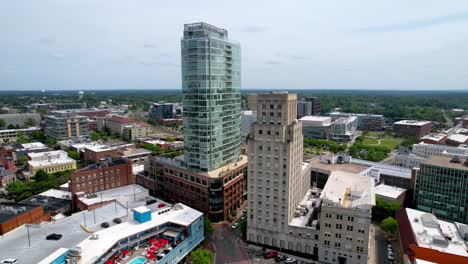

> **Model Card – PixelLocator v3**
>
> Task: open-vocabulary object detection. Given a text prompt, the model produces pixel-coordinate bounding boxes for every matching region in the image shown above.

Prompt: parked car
[263,251,278,259]
[113,218,122,224]
[242,208,248,214]
[285,258,296,263]
[46,233,62,240]
[0,259,17,264]
[101,222,110,228]
[146,199,157,205]
[275,255,288,262]
[231,223,239,229]
[240,214,247,220]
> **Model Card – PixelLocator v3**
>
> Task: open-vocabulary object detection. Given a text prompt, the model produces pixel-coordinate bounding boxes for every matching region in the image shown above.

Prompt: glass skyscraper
[181,22,241,172]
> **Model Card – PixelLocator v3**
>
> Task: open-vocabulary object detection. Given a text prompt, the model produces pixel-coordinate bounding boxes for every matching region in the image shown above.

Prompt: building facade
[247,94,258,110]
[393,120,432,137]
[0,113,41,127]
[297,100,312,118]
[300,116,332,139]
[45,112,89,139]
[27,150,76,178]
[415,156,468,224]
[149,102,174,120]
[305,97,321,115]
[0,127,42,143]
[331,116,358,142]
[70,158,133,194]
[141,155,247,222]
[181,22,241,172]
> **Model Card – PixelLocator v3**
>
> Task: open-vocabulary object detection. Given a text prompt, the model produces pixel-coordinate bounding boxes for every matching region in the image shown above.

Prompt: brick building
[393,120,432,137]
[0,204,44,235]
[138,155,247,222]
[83,144,119,163]
[70,158,133,194]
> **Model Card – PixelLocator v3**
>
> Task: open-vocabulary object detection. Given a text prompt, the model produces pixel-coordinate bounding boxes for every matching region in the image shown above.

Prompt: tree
[7,124,15,129]
[190,249,213,264]
[372,197,400,221]
[67,150,80,161]
[24,118,36,127]
[34,170,50,182]
[31,130,47,142]
[91,131,100,141]
[239,218,247,238]
[0,119,5,128]
[17,156,28,166]
[204,216,214,237]
[381,217,398,235]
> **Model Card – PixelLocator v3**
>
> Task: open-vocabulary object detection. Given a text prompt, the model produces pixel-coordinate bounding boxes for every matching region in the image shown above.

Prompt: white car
[0,259,18,264]
[284,257,296,263]
[231,223,239,229]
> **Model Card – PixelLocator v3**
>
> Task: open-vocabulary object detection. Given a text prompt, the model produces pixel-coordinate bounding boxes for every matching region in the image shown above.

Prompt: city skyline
[2,1,468,91]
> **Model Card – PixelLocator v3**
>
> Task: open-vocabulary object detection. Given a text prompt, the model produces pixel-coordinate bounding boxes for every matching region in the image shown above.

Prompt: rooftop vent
[450,155,461,163]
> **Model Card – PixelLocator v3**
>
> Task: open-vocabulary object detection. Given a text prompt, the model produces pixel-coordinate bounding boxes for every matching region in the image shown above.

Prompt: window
[259,130,263,134]
[348,216,354,222]
[336,215,343,220]
[347,225,353,231]
[336,224,342,229]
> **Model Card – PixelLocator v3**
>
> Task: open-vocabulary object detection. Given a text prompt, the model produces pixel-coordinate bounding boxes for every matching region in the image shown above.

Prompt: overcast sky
[2,1,468,90]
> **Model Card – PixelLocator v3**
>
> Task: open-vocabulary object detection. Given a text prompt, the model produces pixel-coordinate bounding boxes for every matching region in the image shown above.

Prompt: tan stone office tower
[247,92,313,253]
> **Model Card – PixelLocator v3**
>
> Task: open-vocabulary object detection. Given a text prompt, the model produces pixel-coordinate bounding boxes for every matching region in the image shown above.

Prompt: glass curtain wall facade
[181,22,241,172]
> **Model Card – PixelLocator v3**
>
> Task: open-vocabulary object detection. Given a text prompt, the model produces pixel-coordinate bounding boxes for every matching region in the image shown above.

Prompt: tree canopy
[190,249,213,264]
[381,217,398,234]
[204,216,214,237]
[372,197,400,222]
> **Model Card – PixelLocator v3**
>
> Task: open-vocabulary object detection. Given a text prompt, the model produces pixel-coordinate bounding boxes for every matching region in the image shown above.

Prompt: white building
[412,142,468,158]
[331,116,358,141]
[300,116,332,139]
[26,150,77,179]
[318,171,375,264]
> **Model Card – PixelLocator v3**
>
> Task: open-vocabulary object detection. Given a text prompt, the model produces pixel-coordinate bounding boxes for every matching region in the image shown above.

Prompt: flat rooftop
[423,156,468,170]
[27,150,75,167]
[448,134,468,143]
[420,133,447,141]
[289,188,321,228]
[350,158,412,179]
[300,116,331,122]
[309,158,370,175]
[77,203,203,264]
[0,202,128,264]
[405,208,468,257]
[394,120,431,126]
[0,203,40,224]
[321,171,376,209]
[375,184,406,199]
[20,142,47,150]
[77,184,148,206]
[333,116,357,124]
[84,144,115,152]
[74,158,128,173]
[20,195,71,213]
[120,148,152,156]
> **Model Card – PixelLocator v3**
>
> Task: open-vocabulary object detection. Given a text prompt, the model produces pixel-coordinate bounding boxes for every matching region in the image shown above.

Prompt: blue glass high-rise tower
[181,23,241,172]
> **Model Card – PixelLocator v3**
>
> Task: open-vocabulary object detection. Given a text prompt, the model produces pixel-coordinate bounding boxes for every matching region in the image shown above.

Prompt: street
[211,223,251,264]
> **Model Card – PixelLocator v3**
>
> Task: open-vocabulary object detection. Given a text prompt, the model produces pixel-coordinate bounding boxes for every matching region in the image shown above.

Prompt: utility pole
[26,225,31,248]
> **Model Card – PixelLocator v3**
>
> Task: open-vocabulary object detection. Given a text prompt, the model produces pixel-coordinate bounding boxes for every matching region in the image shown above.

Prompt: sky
[1,0,468,91]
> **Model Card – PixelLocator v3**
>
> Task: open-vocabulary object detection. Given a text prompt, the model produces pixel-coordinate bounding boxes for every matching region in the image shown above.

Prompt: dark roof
[20,195,71,213]
[73,157,130,173]
[0,203,40,224]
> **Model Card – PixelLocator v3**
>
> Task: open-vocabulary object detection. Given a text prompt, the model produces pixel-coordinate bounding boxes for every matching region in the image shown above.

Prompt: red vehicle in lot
[263,251,278,259]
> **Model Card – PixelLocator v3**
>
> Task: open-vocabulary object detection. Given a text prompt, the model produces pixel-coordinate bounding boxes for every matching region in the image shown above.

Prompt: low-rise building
[331,116,357,142]
[397,208,468,263]
[0,165,16,187]
[0,127,42,143]
[0,199,204,264]
[412,142,468,158]
[419,133,447,144]
[45,112,89,139]
[318,171,375,264]
[300,116,332,139]
[70,158,133,195]
[446,134,468,146]
[14,142,49,159]
[97,115,151,136]
[83,144,119,163]
[26,150,77,179]
[0,113,41,127]
[297,100,312,118]
[329,112,384,131]
[393,120,432,137]
[122,124,150,141]
[118,147,151,165]
[20,193,71,217]
[0,203,44,235]
[375,183,406,205]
